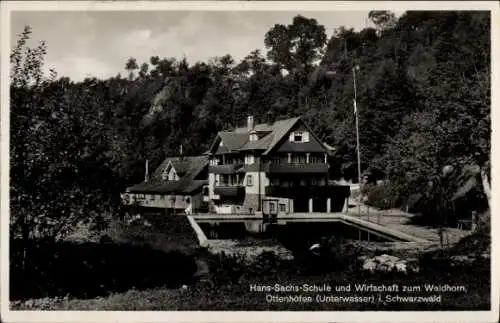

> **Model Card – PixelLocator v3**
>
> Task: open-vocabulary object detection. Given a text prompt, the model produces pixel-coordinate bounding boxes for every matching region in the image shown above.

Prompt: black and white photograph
[1,1,498,322]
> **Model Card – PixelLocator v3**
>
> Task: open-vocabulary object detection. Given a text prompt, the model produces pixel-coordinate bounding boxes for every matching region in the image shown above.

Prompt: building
[206,116,350,215]
[121,155,209,216]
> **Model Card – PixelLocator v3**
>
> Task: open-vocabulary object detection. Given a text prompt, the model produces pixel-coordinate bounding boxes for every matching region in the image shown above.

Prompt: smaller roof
[218,132,249,152]
[323,142,336,151]
[126,155,208,194]
[262,117,301,155]
[170,160,191,175]
[239,133,274,151]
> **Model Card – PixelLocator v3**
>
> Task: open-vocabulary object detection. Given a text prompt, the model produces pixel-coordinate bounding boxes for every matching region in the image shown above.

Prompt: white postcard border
[1,1,499,323]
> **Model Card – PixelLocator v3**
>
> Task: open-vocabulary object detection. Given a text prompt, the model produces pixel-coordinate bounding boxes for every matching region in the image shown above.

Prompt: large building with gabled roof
[121,155,209,216]
[206,115,350,215]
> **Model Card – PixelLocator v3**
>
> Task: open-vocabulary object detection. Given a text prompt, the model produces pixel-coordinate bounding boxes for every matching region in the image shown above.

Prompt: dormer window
[289,131,309,143]
[162,164,179,181]
[244,154,254,165]
[168,168,178,181]
[249,133,258,142]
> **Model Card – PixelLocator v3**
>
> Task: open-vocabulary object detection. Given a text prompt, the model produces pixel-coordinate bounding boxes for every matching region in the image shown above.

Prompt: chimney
[247,116,254,131]
[144,159,149,182]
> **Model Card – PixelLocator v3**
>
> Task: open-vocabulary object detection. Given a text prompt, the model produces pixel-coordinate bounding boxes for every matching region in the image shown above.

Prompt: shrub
[205,252,246,286]
[364,183,400,210]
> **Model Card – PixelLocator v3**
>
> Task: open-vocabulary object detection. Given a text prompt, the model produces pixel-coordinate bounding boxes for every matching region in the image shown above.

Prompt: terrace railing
[264,162,328,174]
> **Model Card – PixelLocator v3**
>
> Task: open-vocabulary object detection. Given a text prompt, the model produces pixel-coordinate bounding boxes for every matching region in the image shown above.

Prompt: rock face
[359,254,420,274]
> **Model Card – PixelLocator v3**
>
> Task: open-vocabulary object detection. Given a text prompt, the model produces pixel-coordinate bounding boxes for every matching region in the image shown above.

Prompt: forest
[10,10,490,242]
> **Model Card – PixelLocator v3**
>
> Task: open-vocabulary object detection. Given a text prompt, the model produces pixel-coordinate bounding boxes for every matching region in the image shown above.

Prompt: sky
[10,10,392,81]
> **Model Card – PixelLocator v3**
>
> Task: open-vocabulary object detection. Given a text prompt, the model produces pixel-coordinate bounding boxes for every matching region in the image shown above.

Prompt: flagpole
[353,66,362,218]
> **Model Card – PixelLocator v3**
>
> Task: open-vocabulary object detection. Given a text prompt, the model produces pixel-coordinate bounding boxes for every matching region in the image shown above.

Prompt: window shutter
[303,132,310,142]
[289,133,294,142]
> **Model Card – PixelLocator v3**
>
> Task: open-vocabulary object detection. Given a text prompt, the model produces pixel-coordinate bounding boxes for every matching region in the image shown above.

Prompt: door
[263,199,279,215]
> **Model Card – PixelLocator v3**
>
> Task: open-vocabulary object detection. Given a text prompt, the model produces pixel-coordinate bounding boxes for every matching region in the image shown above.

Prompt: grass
[65,212,200,254]
[10,213,200,302]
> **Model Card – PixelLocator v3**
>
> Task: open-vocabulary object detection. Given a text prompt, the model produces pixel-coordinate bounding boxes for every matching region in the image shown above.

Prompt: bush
[363,183,400,210]
[205,252,246,286]
[10,239,197,300]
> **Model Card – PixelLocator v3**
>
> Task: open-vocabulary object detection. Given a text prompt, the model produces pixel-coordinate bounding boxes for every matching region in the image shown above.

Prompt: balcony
[265,185,350,199]
[265,163,328,174]
[209,164,245,174]
[214,185,245,198]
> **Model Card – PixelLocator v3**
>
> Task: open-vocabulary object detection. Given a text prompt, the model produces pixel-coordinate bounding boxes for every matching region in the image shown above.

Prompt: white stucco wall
[244,171,268,194]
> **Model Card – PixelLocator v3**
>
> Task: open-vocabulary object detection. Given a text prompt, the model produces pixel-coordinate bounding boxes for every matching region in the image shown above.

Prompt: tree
[265,15,327,72]
[368,11,397,35]
[139,62,149,78]
[125,57,139,81]
[10,26,122,252]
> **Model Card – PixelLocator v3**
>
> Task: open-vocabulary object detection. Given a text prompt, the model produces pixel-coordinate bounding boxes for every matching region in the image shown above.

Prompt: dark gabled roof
[233,123,274,133]
[239,132,274,151]
[262,117,301,154]
[209,116,312,155]
[219,132,249,151]
[208,116,333,156]
[126,155,208,194]
[323,142,337,156]
[170,160,191,176]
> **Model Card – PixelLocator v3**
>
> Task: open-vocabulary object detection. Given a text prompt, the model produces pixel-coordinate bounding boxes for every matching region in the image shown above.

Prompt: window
[289,131,310,143]
[245,154,254,165]
[311,178,317,186]
[249,133,258,142]
[246,174,253,186]
[269,202,276,212]
[166,167,178,181]
[219,140,224,147]
[160,195,165,200]
[279,204,286,212]
[215,174,220,186]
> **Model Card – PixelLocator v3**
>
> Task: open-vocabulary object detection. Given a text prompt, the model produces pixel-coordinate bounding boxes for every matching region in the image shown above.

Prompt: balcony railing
[209,163,245,174]
[265,163,328,174]
[214,185,245,198]
[265,185,350,198]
